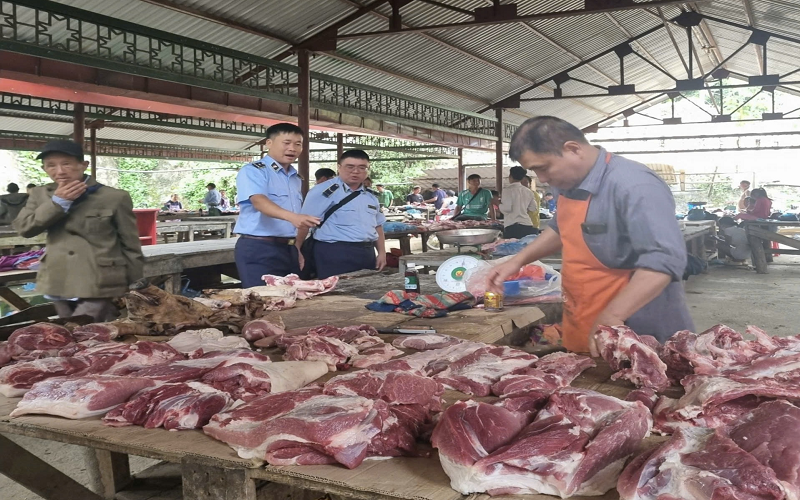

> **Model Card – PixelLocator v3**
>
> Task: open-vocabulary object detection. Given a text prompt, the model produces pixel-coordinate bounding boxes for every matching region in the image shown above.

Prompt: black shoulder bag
[299,191,362,280]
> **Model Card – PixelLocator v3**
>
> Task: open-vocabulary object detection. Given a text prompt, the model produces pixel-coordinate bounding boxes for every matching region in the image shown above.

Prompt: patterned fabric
[366,290,475,318]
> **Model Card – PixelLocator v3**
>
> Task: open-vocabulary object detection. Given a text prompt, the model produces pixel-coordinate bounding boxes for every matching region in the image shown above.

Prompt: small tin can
[484,291,504,312]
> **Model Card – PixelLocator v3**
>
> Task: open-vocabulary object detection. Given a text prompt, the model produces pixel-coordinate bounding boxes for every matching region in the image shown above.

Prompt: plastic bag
[463,255,561,299]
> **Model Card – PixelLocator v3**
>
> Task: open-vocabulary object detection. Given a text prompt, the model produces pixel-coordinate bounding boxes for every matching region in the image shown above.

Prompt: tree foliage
[17,151,51,186]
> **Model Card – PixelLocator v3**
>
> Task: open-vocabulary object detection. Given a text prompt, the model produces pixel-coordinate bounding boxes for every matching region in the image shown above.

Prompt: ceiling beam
[329,0,707,39]
[739,0,765,74]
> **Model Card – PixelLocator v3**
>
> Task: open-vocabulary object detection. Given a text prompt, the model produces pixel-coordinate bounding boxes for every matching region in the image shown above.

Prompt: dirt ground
[4,256,800,499]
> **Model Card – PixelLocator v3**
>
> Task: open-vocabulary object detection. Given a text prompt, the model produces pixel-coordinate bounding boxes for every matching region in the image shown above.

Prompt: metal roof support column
[336,133,344,160]
[457,148,465,193]
[495,108,504,195]
[90,125,97,179]
[73,103,85,146]
[298,49,311,196]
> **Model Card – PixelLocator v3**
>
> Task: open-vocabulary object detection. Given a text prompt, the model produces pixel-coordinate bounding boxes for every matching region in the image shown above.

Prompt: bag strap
[465,188,484,207]
[319,190,361,228]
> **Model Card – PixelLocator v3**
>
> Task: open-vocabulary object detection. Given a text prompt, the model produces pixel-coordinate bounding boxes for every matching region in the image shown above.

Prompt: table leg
[749,235,768,274]
[0,434,104,500]
[0,286,32,311]
[164,273,182,294]
[181,461,256,500]
[225,223,232,238]
[421,233,429,253]
[188,230,195,242]
[93,449,131,500]
[399,236,412,256]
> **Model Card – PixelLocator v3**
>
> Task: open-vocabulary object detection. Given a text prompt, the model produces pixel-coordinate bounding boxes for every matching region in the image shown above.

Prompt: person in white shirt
[498,166,539,239]
[718,216,751,262]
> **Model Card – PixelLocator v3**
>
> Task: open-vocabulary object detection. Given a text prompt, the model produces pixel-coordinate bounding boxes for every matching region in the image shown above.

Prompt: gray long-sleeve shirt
[549,148,694,342]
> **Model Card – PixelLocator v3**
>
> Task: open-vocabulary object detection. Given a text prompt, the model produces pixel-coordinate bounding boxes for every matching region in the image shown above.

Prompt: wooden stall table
[141,238,237,293]
[156,220,233,243]
[0,355,651,500]
[743,220,800,274]
[0,229,46,253]
[681,220,716,261]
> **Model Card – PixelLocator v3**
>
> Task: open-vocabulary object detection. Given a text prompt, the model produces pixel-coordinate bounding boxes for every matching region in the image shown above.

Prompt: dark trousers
[504,223,538,239]
[235,237,300,288]
[207,207,222,216]
[53,299,119,323]
[314,241,376,280]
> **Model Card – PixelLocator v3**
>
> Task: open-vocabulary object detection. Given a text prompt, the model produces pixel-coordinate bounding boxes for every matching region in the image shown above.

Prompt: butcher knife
[376,326,436,335]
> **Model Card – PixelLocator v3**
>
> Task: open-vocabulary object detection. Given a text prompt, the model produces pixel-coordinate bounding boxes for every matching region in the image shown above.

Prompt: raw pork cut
[368,341,485,375]
[0,357,91,397]
[201,360,328,400]
[241,318,285,342]
[283,336,358,371]
[103,382,233,430]
[594,325,670,391]
[323,370,444,410]
[261,274,339,299]
[7,323,75,360]
[71,323,120,342]
[205,389,384,468]
[349,336,403,369]
[729,400,800,492]
[10,375,156,418]
[391,334,462,351]
[652,375,800,434]
[433,388,652,497]
[491,352,595,397]
[75,341,184,375]
[618,426,793,500]
[433,345,538,396]
[0,342,10,367]
[166,328,250,358]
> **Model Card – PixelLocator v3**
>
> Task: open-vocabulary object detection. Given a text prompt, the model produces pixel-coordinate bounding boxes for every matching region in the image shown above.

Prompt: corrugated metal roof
[29,0,800,133]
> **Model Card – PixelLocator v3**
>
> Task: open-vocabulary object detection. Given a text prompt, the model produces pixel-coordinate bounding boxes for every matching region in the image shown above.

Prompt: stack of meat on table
[4,318,800,499]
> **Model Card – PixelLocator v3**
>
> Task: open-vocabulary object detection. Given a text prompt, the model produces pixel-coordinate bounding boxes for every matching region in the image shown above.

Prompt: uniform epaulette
[322,183,340,198]
[270,162,281,171]
[252,161,266,169]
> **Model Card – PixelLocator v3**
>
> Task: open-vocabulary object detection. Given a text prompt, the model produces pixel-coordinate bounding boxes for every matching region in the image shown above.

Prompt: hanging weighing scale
[435,254,486,293]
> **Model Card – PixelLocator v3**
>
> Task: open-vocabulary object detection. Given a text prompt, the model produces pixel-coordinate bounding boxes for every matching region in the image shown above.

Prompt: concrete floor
[5,255,800,499]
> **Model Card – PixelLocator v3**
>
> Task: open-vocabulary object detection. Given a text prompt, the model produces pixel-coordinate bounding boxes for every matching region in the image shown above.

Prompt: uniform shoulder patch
[322,183,340,198]
[252,161,266,169]
[271,162,281,171]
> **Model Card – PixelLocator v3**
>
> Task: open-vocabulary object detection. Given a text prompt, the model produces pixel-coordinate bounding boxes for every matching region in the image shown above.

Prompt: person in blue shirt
[201,183,222,216]
[234,123,320,287]
[296,150,387,279]
[425,183,447,210]
[544,192,556,212]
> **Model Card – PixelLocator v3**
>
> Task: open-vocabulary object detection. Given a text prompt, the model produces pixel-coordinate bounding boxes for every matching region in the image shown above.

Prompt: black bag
[298,191,361,280]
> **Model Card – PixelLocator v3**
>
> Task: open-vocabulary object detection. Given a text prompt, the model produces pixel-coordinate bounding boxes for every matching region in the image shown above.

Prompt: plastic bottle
[404,263,421,294]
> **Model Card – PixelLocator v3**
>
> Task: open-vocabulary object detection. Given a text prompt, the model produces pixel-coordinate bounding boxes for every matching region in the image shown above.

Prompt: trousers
[504,223,539,239]
[235,237,300,288]
[314,241,376,279]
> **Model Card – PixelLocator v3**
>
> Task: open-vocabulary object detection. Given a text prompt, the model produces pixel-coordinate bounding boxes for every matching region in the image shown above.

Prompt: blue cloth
[493,233,539,256]
[301,177,386,243]
[203,189,222,207]
[51,175,99,212]
[52,195,72,212]
[382,221,418,233]
[546,199,556,211]
[234,237,300,287]
[313,241,376,279]
[235,156,303,237]
[430,188,446,209]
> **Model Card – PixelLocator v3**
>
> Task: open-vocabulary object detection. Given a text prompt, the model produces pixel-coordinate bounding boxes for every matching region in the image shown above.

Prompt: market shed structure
[2,0,800,195]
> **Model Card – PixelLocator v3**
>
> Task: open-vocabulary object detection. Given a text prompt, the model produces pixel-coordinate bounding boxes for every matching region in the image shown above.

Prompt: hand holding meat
[53,180,87,201]
[485,257,522,294]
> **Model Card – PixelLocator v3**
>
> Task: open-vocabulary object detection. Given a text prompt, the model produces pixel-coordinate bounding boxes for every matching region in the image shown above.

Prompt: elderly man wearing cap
[14,140,143,322]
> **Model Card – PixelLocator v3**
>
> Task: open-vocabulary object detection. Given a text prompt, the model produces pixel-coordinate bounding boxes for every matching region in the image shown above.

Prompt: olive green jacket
[13,178,144,298]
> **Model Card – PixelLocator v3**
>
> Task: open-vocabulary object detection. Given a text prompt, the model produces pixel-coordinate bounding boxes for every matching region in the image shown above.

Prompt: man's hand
[54,180,87,201]
[288,213,320,229]
[485,258,522,294]
[375,253,387,271]
[297,251,305,271]
[589,311,626,357]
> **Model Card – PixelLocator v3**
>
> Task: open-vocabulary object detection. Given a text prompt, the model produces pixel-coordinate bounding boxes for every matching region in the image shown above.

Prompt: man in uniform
[452,174,494,221]
[296,150,387,279]
[234,123,319,287]
[14,140,143,322]
[487,116,693,354]
[202,183,222,216]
